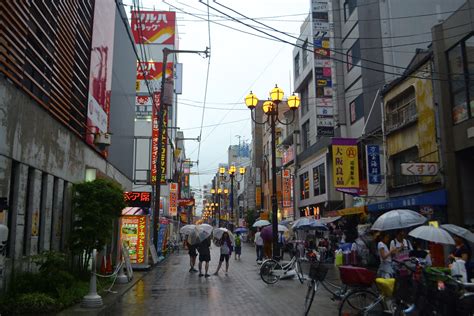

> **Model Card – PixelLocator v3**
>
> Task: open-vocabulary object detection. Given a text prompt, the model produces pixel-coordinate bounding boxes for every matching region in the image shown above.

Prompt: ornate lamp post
[245,85,300,258]
[219,166,245,228]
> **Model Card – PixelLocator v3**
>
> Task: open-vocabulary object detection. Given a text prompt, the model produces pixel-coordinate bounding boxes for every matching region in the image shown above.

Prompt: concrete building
[432,0,474,226]
[0,1,135,288]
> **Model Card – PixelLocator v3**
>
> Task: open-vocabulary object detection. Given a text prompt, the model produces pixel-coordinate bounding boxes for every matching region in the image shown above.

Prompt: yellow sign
[428,220,439,228]
[337,206,366,216]
[332,139,359,189]
[256,186,261,208]
[135,81,140,91]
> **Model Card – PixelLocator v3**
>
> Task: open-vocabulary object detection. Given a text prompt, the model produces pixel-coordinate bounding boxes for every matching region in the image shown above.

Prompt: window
[349,94,364,124]
[447,35,474,124]
[300,86,309,115]
[347,40,360,72]
[294,53,300,78]
[386,87,417,132]
[302,40,309,68]
[313,164,326,196]
[302,120,311,150]
[344,0,357,22]
[390,147,421,188]
[300,172,309,200]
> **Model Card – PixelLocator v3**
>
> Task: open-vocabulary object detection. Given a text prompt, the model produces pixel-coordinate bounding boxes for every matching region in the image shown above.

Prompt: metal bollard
[81,249,103,308]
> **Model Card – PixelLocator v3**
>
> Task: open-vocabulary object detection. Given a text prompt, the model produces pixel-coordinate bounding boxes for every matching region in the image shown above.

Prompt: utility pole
[153,47,209,247]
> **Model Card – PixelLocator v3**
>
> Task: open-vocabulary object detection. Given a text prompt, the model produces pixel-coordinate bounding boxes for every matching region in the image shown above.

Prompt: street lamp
[219,166,245,228]
[245,85,300,258]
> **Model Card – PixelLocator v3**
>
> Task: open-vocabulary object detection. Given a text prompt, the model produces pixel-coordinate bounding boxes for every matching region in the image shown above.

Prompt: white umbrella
[253,219,271,227]
[319,216,342,224]
[277,224,289,232]
[180,224,196,235]
[441,224,474,243]
[371,209,427,231]
[213,227,234,240]
[409,225,455,245]
[188,224,213,245]
[291,217,316,230]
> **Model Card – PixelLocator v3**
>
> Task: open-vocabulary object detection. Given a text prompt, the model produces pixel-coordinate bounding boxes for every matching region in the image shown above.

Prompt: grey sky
[127,0,310,197]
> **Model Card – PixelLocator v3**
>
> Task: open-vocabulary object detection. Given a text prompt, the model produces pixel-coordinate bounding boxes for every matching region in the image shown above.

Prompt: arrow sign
[401,163,439,176]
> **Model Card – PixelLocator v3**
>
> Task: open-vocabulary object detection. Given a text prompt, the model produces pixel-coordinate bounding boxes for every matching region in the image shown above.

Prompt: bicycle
[260,253,305,285]
[304,263,377,316]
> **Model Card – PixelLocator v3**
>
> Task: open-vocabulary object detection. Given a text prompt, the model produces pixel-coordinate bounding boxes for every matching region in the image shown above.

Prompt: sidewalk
[96,242,341,315]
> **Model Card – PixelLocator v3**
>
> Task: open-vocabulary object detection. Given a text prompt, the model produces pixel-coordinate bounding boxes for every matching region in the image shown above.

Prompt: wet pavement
[101,243,340,316]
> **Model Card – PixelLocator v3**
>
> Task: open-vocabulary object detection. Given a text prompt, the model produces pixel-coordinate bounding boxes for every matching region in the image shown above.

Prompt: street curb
[56,256,171,316]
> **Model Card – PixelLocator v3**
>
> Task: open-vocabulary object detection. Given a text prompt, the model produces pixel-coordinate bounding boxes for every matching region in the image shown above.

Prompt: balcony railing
[389,174,422,189]
[385,100,418,133]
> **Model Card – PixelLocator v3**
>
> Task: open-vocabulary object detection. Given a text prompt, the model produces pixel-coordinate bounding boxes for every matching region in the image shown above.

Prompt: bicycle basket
[309,262,329,281]
[339,266,376,287]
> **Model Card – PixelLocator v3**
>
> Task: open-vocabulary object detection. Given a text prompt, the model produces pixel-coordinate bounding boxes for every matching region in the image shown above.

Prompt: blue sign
[367,145,381,184]
[156,224,167,255]
[368,189,447,212]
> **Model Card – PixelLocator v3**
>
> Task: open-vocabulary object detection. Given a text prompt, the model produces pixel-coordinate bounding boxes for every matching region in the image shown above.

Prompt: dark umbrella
[261,225,288,242]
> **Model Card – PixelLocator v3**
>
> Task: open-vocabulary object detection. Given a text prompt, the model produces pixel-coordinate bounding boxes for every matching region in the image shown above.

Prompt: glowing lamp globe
[245,91,259,110]
[288,93,301,110]
[270,84,284,102]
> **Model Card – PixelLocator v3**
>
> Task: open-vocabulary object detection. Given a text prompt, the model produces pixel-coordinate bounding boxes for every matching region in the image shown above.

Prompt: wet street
[101,243,340,315]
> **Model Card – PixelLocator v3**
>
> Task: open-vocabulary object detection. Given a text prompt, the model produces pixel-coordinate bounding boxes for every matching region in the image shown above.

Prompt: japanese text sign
[169,183,178,216]
[332,138,359,190]
[120,215,147,264]
[124,192,152,207]
[366,145,382,184]
[282,170,291,208]
[131,11,175,44]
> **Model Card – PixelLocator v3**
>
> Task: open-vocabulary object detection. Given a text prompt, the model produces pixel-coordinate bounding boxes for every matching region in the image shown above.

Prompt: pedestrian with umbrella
[442,224,474,280]
[254,227,264,262]
[213,228,233,276]
[192,224,213,278]
[180,225,197,273]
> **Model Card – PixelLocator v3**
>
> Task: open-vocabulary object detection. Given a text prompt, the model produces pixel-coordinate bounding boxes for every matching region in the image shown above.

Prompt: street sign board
[401,163,438,176]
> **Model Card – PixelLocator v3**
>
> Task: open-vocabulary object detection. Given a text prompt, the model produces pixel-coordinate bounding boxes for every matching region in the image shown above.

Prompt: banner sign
[332,138,359,191]
[136,62,173,93]
[169,183,178,216]
[366,145,382,184]
[131,11,176,45]
[124,192,152,207]
[282,145,295,165]
[156,223,167,255]
[256,186,262,208]
[120,215,147,264]
[151,92,167,185]
[282,170,292,207]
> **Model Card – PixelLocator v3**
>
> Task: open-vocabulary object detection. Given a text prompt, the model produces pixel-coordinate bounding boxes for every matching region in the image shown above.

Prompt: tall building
[0,1,135,288]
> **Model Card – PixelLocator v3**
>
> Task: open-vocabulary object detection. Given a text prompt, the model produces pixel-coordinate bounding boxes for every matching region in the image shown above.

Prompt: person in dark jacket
[198,237,212,278]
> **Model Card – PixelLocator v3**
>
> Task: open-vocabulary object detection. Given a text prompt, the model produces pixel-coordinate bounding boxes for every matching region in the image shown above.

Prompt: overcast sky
[125,0,310,205]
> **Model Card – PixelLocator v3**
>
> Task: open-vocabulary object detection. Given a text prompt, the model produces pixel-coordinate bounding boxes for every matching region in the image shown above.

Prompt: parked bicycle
[304,263,377,316]
[260,251,305,285]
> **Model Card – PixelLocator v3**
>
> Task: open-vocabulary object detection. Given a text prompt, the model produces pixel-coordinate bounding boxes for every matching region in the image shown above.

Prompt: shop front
[367,189,447,223]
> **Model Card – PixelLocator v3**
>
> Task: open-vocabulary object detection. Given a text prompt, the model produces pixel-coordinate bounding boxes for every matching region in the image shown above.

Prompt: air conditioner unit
[94,132,111,150]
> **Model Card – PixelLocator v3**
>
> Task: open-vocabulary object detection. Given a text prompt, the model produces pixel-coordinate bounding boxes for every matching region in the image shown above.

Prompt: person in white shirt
[254,227,264,261]
[389,230,413,261]
[378,232,398,278]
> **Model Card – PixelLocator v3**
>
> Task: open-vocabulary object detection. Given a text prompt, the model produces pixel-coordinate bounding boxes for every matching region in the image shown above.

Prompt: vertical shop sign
[256,186,262,208]
[120,216,147,264]
[366,145,382,184]
[169,183,178,216]
[151,92,160,184]
[282,170,291,207]
[332,138,359,192]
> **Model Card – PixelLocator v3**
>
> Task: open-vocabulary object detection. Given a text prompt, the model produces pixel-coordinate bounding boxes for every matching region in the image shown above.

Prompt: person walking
[234,232,242,260]
[255,227,264,262]
[214,232,233,275]
[377,232,398,278]
[197,236,212,278]
[389,230,412,261]
[186,237,198,272]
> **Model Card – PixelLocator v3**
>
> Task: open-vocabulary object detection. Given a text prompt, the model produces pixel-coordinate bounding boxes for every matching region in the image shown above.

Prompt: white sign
[312,1,328,12]
[316,98,332,106]
[317,117,335,127]
[324,87,333,97]
[401,163,439,176]
[313,22,329,31]
[136,95,152,106]
[317,106,334,116]
[315,60,332,67]
[87,95,108,132]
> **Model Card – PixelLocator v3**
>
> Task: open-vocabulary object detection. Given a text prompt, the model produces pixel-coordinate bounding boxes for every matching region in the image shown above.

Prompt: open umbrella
[319,216,342,224]
[253,219,271,228]
[291,217,316,230]
[234,227,248,233]
[308,220,328,230]
[213,227,234,241]
[441,224,474,243]
[280,219,293,226]
[187,224,213,245]
[371,209,427,231]
[409,225,455,245]
[180,224,196,235]
[261,225,289,242]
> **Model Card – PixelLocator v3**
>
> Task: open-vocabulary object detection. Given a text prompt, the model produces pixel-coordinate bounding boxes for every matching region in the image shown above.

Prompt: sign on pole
[401,163,438,176]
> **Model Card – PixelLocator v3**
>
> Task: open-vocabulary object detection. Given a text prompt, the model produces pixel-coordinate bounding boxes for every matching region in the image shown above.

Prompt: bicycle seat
[375,277,395,297]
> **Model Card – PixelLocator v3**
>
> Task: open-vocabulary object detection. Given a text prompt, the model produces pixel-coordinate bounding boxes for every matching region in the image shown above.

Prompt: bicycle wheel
[296,259,304,284]
[338,289,383,316]
[260,259,282,284]
[304,280,317,315]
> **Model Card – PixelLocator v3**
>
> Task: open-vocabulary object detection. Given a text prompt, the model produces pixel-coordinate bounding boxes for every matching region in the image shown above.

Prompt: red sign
[169,183,178,216]
[124,192,151,207]
[178,199,195,207]
[136,62,173,81]
[282,170,292,208]
[131,11,176,44]
[151,93,167,185]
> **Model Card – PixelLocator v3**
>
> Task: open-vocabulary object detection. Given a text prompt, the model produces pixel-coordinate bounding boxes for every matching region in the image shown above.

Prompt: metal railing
[385,100,418,133]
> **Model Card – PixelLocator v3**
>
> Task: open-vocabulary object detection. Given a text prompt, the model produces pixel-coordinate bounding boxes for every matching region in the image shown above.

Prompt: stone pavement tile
[101,242,341,316]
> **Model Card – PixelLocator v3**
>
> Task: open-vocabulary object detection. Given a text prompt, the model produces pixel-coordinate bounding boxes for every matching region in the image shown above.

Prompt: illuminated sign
[120,215,147,264]
[124,192,152,207]
[169,183,178,216]
[131,11,176,45]
[282,169,291,208]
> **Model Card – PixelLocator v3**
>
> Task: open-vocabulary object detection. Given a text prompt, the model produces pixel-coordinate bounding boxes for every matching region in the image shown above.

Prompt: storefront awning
[367,189,447,213]
[337,206,367,216]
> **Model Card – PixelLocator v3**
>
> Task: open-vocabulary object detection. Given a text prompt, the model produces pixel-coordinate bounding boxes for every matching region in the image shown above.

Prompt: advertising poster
[282,170,292,208]
[120,215,147,264]
[131,11,176,45]
[87,0,116,152]
[332,138,359,192]
[136,61,173,94]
